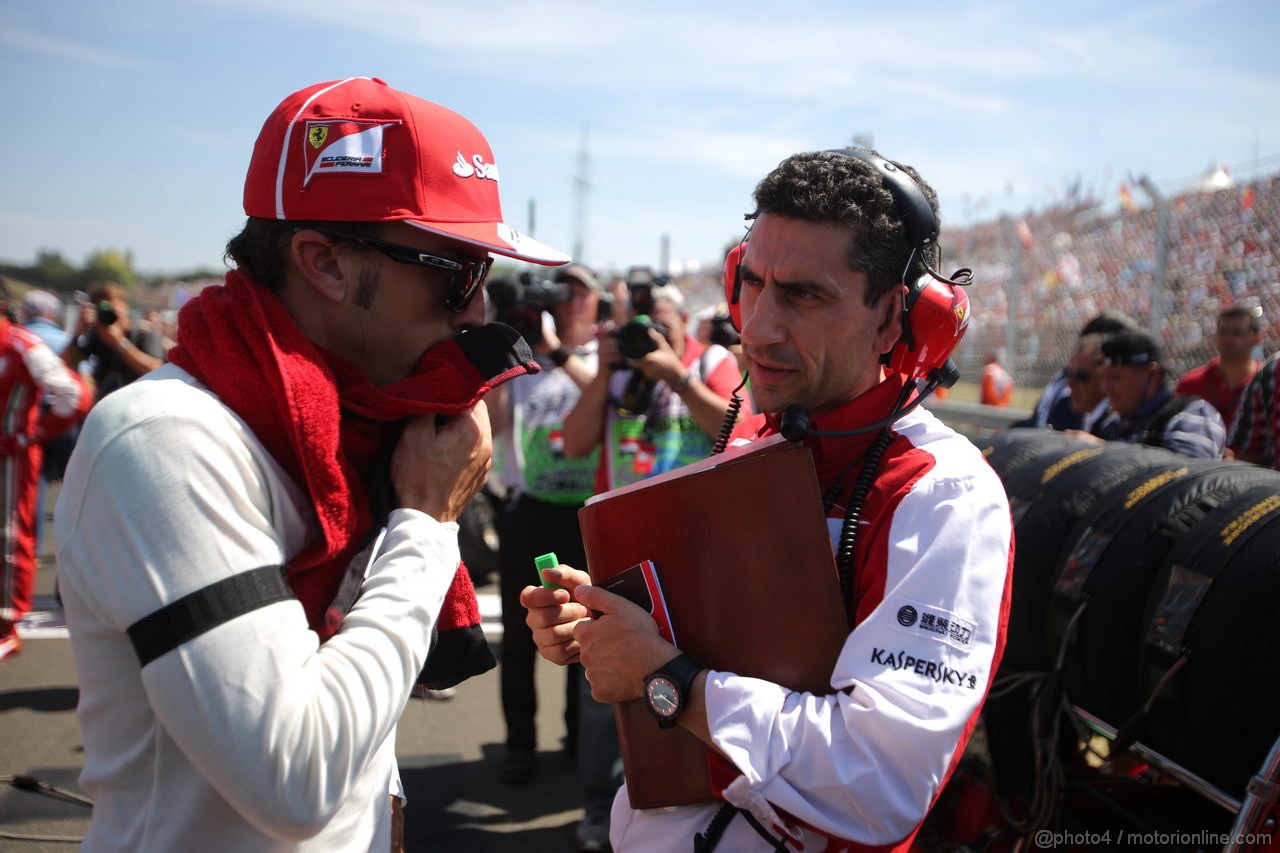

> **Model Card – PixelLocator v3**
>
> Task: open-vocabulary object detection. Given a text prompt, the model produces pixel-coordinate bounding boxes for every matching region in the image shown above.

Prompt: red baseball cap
[243,76,568,266]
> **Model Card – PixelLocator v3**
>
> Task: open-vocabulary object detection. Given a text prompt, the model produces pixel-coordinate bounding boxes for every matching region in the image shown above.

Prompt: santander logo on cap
[452,151,500,182]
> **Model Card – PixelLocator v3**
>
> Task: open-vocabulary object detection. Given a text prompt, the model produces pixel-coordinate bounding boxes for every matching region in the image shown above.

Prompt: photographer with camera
[63,281,167,402]
[697,300,750,380]
[553,276,738,847]
[489,267,600,392]
[561,281,740,494]
[487,263,625,848]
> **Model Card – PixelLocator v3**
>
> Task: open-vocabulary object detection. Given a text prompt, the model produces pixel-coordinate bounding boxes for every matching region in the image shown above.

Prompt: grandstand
[942,165,1280,389]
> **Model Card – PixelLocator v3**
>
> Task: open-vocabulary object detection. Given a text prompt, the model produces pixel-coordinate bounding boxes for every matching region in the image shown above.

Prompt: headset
[723,147,972,390]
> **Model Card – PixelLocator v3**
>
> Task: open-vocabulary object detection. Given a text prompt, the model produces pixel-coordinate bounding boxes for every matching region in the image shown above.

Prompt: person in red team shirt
[0,278,91,662]
[524,149,1014,852]
[1175,305,1262,435]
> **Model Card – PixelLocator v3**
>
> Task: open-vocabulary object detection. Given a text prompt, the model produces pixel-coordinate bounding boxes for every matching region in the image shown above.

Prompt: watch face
[645,675,680,719]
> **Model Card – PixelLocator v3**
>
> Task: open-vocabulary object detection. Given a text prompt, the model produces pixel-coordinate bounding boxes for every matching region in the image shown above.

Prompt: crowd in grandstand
[934,171,1278,388]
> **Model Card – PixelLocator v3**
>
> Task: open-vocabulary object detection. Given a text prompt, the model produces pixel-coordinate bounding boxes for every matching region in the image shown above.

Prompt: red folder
[578,434,849,808]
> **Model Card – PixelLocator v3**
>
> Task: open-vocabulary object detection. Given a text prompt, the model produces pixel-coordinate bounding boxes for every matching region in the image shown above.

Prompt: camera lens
[616,316,669,362]
[616,324,653,361]
[507,306,543,347]
[96,301,119,326]
[628,284,654,315]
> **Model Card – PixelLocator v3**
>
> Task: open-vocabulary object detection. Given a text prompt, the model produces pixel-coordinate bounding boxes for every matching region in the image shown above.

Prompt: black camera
[708,313,740,348]
[487,272,571,347]
[624,265,668,316]
[96,300,119,327]
[614,314,669,364]
[595,288,615,325]
[628,283,654,315]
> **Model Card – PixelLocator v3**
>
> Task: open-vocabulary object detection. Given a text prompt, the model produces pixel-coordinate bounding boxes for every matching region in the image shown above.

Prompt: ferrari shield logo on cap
[302,120,395,186]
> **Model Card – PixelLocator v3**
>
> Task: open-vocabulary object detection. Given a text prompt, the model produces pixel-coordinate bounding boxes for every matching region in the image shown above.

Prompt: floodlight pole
[572,123,591,263]
[999,215,1021,369]
[1136,175,1169,342]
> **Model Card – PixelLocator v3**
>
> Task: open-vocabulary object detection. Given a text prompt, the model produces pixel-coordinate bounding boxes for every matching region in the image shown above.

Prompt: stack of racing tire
[976,427,1280,804]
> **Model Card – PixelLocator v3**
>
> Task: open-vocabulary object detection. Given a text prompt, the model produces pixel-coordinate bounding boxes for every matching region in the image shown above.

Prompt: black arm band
[127,565,294,667]
[549,347,571,367]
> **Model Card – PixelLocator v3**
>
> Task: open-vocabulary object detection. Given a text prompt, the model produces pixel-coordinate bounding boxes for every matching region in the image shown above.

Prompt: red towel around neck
[168,269,536,684]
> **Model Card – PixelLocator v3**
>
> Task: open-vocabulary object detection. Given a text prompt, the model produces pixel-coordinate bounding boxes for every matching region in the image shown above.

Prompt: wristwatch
[643,653,705,729]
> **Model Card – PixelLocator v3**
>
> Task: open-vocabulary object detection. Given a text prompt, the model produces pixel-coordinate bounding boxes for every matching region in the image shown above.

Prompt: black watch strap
[648,652,705,727]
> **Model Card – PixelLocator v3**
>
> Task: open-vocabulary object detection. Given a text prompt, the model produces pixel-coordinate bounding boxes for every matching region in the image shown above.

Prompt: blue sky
[3,0,1278,277]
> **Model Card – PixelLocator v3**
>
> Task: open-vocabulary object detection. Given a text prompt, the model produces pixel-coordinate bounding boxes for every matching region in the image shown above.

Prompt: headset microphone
[777,364,953,443]
[779,405,812,442]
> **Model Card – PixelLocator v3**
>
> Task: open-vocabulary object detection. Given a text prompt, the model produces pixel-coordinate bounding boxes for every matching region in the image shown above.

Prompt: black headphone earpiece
[824,148,939,254]
[827,149,972,384]
[826,149,941,367]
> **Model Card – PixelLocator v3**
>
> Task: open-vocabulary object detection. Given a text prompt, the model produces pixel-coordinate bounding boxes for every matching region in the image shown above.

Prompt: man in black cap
[1084,330,1226,458]
[1014,311,1138,431]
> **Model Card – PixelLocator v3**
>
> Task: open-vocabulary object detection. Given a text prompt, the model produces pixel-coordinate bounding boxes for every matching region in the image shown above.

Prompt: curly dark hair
[225,217,382,292]
[750,149,939,307]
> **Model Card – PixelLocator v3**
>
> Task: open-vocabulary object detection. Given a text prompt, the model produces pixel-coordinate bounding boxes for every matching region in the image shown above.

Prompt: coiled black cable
[833,379,914,622]
[819,444,880,513]
[710,375,750,455]
[835,426,895,623]
[741,809,792,850]
[695,801,794,851]
[694,803,740,851]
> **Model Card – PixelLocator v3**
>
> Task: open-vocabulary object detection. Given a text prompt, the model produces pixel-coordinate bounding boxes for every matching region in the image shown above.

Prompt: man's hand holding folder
[524,562,717,749]
[523,564,679,702]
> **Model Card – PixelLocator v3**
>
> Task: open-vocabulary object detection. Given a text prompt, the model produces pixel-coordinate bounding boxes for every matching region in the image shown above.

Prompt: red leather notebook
[578,435,849,808]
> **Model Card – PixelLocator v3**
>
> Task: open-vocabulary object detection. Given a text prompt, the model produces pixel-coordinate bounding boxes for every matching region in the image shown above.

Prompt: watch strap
[648,652,705,728]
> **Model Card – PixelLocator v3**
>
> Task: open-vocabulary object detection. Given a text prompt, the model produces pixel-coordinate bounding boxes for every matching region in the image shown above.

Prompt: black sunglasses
[309,227,492,313]
[1067,368,1094,382]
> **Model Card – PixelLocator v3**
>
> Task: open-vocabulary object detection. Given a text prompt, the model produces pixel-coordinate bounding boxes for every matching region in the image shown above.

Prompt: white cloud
[0,25,143,68]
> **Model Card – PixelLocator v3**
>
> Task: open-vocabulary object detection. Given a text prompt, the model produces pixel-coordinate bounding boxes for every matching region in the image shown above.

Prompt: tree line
[0,248,220,293]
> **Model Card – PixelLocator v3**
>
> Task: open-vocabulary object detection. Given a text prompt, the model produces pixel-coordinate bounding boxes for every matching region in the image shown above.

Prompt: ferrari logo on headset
[955,304,967,323]
[308,125,329,149]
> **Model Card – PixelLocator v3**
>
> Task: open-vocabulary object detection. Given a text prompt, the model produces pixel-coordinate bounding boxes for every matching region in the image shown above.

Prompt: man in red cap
[55,77,567,851]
